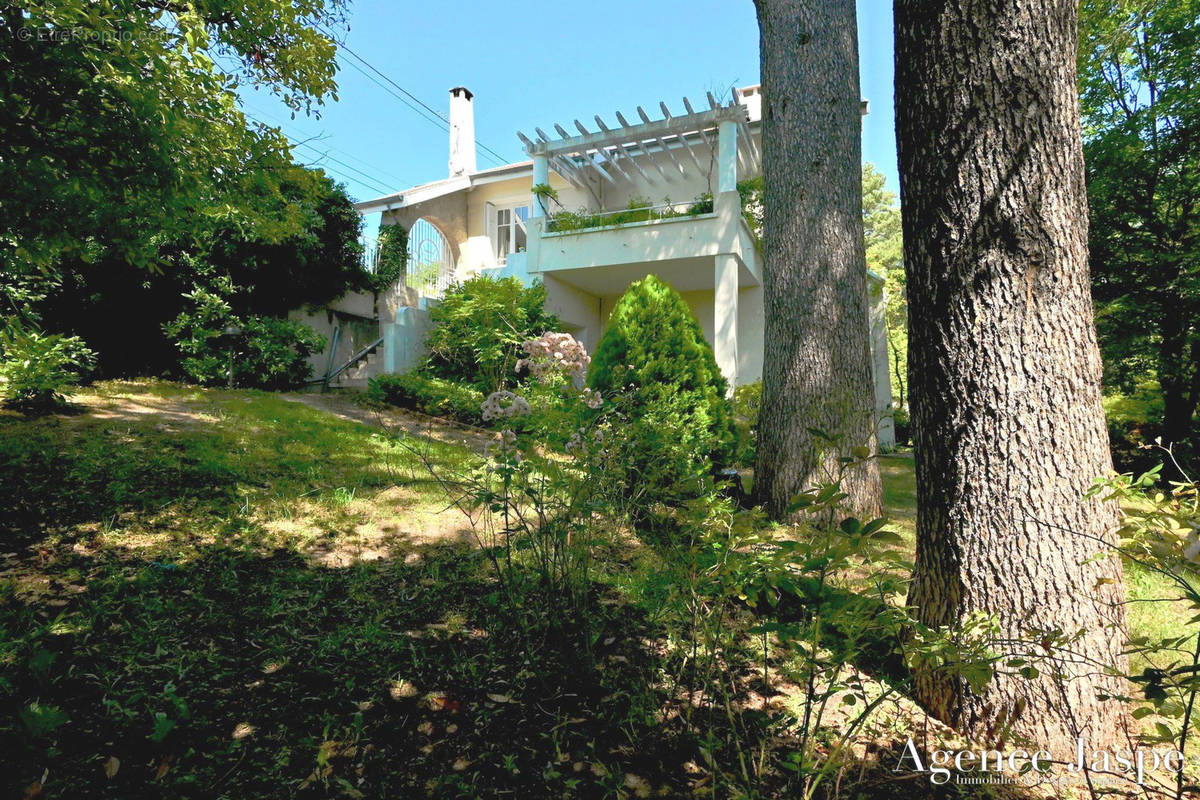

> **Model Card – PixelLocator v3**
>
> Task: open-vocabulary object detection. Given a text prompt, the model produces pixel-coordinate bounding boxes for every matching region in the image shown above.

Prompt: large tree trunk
[753,0,883,520]
[895,0,1129,756]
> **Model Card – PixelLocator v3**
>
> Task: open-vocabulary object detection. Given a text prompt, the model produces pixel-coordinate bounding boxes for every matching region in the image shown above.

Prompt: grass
[1,382,734,800]
[877,449,1199,677]
[1,383,1195,799]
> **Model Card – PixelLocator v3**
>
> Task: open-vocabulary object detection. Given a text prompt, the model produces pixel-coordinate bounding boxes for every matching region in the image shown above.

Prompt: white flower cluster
[515,331,591,381]
[581,387,603,409]
[481,391,531,422]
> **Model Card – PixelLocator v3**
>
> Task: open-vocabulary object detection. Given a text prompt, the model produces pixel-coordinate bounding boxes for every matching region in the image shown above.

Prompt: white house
[312,85,894,447]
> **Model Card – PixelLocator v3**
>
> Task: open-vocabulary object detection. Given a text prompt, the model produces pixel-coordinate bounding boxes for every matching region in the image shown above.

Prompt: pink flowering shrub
[480,390,533,422]
[507,332,604,445]
[515,331,591,386]
[408,331,629,644]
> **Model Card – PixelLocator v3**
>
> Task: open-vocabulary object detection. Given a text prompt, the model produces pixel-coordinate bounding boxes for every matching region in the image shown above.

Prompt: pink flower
[481,391,532,422]
[515,332,591,383]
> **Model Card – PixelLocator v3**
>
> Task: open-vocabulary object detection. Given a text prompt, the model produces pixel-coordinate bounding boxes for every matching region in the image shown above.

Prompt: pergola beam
[528,105,744,159]
[575,120,636,183]
[517,96,756,204]
[615,110,673,183]
[594,115,655,185]
[637,105,687,178]
[660,102,707,173]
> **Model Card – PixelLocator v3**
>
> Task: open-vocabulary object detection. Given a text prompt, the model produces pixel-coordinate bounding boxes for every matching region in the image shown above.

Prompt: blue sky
[243,0,899,229]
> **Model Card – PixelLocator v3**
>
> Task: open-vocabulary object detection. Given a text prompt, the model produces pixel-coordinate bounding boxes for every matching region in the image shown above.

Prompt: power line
[200,51,394,197]
[334,51,507,168]
[335,56,457,137]
[243,104,413,188]
[316,22,450,124]
[314,22,514,167]
[243,112,393,196]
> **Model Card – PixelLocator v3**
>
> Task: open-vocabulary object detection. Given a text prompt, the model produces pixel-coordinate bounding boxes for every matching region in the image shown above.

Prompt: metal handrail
[313,335,384,390]
[321,325,342,389]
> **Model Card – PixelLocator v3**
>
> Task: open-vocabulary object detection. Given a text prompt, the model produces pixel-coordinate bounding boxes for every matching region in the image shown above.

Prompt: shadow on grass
[1,540,696,799]
[0,385,1039,799]
[2,538,1044,800]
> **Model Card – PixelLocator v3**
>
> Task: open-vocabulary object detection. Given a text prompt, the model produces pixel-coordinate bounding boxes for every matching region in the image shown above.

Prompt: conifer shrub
[589,275,734,510]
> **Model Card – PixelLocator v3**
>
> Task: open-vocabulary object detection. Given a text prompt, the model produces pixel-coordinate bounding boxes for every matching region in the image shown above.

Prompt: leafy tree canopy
[0,1,346,280]
[861,164,907,410]
[1080,0,1200,461]
[36,169,364,377]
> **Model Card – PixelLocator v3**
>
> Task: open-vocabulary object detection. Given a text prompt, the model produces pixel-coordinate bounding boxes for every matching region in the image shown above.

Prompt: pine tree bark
[895,0,1129,755]
[754,0,883,520]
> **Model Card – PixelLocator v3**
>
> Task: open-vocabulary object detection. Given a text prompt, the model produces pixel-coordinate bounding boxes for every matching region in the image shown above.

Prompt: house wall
[542,274,603,354]
[460,171,591,275]
[544,281,764,390]
[289,290,379,383]
[365,122,773,390]
[379,191,468,322]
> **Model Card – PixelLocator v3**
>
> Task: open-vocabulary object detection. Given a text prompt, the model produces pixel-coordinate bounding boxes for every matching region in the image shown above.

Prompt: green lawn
[876,449,1197,675]
[0,383,1191,799]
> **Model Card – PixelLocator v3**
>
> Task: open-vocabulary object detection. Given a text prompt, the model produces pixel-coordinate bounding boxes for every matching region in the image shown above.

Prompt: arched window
[406,218,455,300]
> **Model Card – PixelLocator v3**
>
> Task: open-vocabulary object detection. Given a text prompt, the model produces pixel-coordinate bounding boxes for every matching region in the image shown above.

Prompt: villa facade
[305,85,894,447]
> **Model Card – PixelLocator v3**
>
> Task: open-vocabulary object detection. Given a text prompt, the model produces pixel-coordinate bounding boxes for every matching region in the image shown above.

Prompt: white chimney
[448,86,476,177]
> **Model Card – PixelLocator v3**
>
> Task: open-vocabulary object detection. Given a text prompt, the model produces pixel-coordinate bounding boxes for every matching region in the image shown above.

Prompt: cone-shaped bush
[589,276,734,501]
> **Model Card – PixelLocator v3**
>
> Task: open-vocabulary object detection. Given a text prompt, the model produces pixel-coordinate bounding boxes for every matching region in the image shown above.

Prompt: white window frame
[487,202,529,264]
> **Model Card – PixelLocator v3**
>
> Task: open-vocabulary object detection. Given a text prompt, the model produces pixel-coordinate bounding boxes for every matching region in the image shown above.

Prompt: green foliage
[19,702,69,739]
[366,372,484,425]
[423,275,560,392]
[736,175,765,242]
[1091,458,1200,797]
[418,345,637,660]
[589,276,734,514]
[1080,0,1200,466]
[0,1,345,277]
[731,380,762,467]
[0,321,95,412]
[27,169,364,379]
[200,172,367,317]
[369,223,407,294]
[1105,381,1170,475]
[164,277,324,390]
[546,195,713,233]
[861,163,907,411]
[639,449,988,798]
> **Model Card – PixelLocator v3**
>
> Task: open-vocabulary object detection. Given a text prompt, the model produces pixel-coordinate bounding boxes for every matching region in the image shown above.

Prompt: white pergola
[517,92,759,212]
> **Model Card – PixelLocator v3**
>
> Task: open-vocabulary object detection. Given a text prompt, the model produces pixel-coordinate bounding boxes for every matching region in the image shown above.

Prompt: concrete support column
[716,119,740,220]
[869,282,896,449]
[714,254,740,391]
[382,307,433,375]
[531,152,550,217]
[717,120,738,192]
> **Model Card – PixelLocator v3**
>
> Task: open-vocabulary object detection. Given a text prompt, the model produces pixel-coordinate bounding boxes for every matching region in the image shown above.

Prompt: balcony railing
[545,197,714,234]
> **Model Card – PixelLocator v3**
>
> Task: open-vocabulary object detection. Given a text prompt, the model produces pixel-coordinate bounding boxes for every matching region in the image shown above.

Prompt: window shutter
[485,201,497,262]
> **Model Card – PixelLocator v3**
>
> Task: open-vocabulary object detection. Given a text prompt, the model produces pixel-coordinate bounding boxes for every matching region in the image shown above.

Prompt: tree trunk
[753,0,883,520]
[895,0,1129,757]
